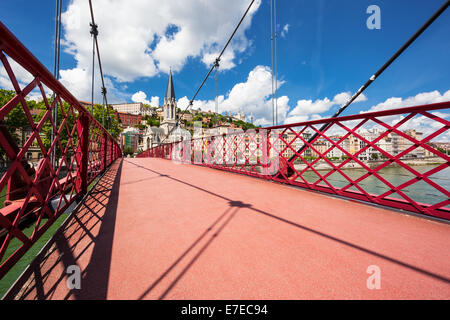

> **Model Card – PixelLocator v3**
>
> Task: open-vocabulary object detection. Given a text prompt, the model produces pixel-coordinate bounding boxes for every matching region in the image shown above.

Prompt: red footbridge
[1,23,449,300]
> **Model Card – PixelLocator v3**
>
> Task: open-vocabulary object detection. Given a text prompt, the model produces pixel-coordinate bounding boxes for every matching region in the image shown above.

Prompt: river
[297,164,450,208]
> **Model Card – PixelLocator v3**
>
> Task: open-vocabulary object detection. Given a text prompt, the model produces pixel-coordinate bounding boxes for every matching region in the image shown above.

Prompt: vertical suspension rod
[270,0,275,126]
[51,0,62,167]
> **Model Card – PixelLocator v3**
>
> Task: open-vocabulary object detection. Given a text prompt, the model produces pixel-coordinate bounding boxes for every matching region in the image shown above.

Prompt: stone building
[160,70,177,137]
[115,112,142,128]
[111,102,153,117]
[142,70,183,149]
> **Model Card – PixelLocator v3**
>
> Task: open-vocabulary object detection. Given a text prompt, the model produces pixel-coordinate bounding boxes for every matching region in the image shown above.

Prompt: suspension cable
[159,0,256,144]
[274,0,278,126]
[215,61,219,126]
[88,0,109,127]
[53,0,62,80]
[90,22,96,115]
[270,0,274,126]
[51,0,62,166]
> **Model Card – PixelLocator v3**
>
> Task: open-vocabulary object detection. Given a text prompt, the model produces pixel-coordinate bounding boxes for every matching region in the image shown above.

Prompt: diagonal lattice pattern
[0,23,121,280]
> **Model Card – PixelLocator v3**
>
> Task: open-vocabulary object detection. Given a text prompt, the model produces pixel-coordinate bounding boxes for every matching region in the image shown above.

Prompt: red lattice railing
[138,102,450,220]
[0,22,121,279]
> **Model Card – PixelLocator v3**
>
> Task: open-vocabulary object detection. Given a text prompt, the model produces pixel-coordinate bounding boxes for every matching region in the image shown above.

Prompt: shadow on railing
[0,23,121,280]
[138,101,450,220]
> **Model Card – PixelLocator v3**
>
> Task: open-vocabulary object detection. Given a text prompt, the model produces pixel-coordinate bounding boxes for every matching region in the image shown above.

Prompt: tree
[123,146,134,157]
[91,104,121,139]
[0,89,30,134]
[134,123,146,130]
[146,118,160,127]
[34,97,76,162]
[34,101,120,163]
[0,89,34,164]
[0,90,122,168]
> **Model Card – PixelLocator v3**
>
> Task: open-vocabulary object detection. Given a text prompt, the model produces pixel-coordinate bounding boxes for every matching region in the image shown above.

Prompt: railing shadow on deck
[3,159,123,300]
[138,200,250,300]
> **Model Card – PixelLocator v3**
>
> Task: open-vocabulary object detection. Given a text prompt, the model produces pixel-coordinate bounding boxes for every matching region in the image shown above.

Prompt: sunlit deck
[6,158,450,300]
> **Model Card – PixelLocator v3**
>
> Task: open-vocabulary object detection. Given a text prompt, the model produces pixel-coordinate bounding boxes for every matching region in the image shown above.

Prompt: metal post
[101,132,107,171]
[90,35,95,115]
[75,114,89,195]
[110,137,114,164]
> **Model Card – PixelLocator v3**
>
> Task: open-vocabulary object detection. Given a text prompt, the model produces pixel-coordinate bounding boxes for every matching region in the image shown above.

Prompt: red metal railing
[138,101,450,220]
[0,23,121,279]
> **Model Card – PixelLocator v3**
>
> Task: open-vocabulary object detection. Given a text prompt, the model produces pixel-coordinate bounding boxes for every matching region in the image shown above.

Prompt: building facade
[111,103,143,115]
[121,127,141,153]
[116,112,143,128]
[111,102,154,117]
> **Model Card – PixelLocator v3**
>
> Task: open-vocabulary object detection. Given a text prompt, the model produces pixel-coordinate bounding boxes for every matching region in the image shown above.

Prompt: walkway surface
[8,158,450,299]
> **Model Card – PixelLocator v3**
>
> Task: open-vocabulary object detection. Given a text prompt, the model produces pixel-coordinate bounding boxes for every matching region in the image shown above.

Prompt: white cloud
[0,57,55,102]
[283,115,310,125]
[58,66,127,104]
[131,91,150,104]
[284,91,367,124]
[177,96,190,110]
[176,65,288,125]
[362,90,450,113]
[178,95,223,114]
[281,24,290,38]
[202,50,237,71]
[59,67,92,101]
[58,0,261,101]
[0,73,13,91]
[333,91,367,105]
[0,57,35,91]
[360,90,450,142]
[220,65,289,125]
[281,90,450,141]
[150,96,160,107]
[131,91,160,107]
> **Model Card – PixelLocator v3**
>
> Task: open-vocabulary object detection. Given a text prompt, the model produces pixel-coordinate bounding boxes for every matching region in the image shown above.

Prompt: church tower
[160,69,177,136]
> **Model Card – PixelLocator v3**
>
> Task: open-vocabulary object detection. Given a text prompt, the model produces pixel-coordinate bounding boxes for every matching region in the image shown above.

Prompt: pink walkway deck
[9,158,450,299]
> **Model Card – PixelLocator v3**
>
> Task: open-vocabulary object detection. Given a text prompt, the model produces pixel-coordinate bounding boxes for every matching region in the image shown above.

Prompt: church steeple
[165,68,175,103]
[162,69,177,124]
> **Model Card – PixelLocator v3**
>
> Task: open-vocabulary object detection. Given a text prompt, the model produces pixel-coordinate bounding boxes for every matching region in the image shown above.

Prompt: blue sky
[0,0,449,126]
